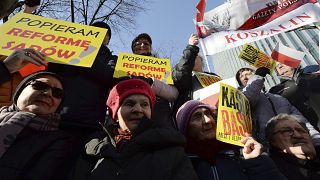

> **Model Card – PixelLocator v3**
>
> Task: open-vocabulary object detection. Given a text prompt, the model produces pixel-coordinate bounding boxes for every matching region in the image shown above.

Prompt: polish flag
[271,43,305,68]
[196,0,206,38]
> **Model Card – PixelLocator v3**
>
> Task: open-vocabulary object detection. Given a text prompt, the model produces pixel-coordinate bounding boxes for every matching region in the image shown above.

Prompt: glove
[255,67,270,77]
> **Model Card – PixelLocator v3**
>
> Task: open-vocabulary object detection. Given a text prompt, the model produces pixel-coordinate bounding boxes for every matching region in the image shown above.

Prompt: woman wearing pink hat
[71,79,198,180]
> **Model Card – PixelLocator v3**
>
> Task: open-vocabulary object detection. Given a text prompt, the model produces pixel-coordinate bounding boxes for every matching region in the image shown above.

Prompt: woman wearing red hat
[71,79,198,180]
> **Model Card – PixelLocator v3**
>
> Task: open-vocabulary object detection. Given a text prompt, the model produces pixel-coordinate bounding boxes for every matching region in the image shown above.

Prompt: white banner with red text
[198,0,320,55]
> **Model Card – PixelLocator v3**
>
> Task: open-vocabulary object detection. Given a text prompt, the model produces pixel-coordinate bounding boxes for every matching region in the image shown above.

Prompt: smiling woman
[0,71,73,180]
[12,71,64,114]
[16,75,64,114]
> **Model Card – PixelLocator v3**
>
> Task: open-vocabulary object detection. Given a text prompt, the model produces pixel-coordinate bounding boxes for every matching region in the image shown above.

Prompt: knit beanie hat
[176,100,215,136]
[13,71,64,111]
[131,33,152,52]
[91,21,112,40]
[107,79,156,120]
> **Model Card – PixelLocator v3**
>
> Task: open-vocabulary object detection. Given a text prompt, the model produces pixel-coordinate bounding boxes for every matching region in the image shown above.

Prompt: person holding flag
[269,43,320,131]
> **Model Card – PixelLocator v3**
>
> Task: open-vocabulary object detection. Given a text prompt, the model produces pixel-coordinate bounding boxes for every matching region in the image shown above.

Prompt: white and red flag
[195,0,206,38]
[271,43,305,68]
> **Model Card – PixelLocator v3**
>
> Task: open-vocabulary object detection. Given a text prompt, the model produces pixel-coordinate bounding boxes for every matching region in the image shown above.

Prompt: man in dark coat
[269,62,320,130]
[0,71,72,180]
[235,67,320,147]
[265,113,320,180]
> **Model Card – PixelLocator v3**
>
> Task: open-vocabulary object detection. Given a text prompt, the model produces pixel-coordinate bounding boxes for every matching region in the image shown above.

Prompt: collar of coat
[85,119,186,159]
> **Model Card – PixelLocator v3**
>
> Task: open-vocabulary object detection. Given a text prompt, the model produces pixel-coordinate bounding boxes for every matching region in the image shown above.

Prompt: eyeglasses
[273,127,308,137]
[134,41,151,47]
[27,80,64,99]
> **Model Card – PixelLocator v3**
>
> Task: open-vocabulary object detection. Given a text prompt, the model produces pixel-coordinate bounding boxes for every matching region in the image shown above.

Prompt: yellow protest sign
[216,83,252,147]
[0,13,107,67]
[194,72,222,88]
[239,44,276,73]
[114,52,173,84]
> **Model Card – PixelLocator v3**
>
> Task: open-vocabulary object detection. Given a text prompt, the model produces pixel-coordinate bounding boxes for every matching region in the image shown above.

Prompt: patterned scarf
[0,105,60,158]
[114,128,132,151]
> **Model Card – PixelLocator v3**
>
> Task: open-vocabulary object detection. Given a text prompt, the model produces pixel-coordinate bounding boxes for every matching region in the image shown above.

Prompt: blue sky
[109,0,225,66]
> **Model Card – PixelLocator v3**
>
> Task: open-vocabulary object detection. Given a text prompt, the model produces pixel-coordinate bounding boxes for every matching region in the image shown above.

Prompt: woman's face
[187,107,217,142]
[133,38,152,55]
[17,75,63,115]
[116,94,151,132]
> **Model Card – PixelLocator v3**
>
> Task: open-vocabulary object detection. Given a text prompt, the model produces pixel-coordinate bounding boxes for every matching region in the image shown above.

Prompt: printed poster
[216,83,252,146]
[239,44,276,73]
[194,72,222,88]
[0,13,107,67]
[114,52,173,84]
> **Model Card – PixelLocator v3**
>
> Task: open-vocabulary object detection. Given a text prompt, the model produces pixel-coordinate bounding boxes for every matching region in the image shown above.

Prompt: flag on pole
[196,0,206,38]
[271,43,305,68]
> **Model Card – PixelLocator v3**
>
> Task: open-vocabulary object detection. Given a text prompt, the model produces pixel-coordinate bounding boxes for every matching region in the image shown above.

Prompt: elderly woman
[265,113,320,180]
[176,100,286,180]
[72,79,198,180]
[0,71,72,179]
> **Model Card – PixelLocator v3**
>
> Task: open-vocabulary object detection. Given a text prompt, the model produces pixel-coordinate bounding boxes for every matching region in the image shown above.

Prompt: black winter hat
[91,21,112,40]
[24,0,41,7]
[235,67,254,87]
[131,33,152,52]
[13,71,64,111]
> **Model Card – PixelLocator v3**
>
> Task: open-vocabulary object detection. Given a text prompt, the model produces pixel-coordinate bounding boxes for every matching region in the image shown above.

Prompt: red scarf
[114,128,132,151]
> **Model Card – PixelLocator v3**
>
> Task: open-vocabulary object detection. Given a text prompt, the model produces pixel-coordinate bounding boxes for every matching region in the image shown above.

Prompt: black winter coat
[270,148,320,180]
[71,120,198,180]
[269,72,320,130]
[0,128,73,180]
[190,153,287,180]
[47,45,117,129]
[172,45,219,115]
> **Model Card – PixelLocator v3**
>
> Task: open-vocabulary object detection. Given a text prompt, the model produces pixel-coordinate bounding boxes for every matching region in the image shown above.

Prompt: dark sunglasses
[134,41,151,47]
[27,80,64,99]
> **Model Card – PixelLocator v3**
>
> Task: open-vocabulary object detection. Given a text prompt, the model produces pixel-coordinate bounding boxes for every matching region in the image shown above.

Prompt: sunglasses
[134,41,151,47]
[27,80,64,99]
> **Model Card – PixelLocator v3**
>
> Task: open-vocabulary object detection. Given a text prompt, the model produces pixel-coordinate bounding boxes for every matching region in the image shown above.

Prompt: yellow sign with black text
[216,83,252,146]
[239,44,276,73]
[194,72,222,87]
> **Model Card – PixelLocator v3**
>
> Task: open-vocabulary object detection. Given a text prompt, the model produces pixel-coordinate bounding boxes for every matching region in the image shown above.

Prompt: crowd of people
[1,1,320,180]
